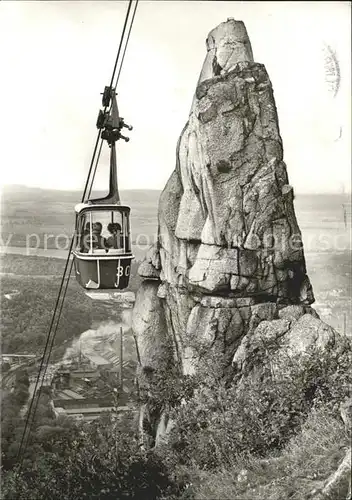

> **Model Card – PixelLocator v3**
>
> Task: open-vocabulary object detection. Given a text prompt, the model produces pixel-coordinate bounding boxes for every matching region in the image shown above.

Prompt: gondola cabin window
[75,209,131,255]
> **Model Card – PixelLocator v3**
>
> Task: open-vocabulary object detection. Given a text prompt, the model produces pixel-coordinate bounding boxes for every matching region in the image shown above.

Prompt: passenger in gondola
[81,221,105,252]
[92,222,106,250]
[106,222,122,249]
[80,222,92,252]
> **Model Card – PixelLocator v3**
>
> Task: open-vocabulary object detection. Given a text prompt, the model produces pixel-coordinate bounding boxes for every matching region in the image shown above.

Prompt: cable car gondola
[72,87,134,290]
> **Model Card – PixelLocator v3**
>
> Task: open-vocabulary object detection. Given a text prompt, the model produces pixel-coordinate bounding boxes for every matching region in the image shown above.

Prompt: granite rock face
[232,308,336,380]
[133,19,320,445]
[155,19,314,303]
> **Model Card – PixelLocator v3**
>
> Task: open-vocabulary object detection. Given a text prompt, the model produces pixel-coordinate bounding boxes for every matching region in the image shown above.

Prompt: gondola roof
[74,203,131,214]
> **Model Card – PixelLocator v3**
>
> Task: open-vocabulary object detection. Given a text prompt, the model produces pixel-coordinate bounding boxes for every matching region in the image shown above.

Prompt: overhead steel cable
[108,0,134,90]
[114,0,139,90]
[17,237,75,464]
[86,0,139,200]
[19,257,75,464]
[85,0,136,201]
[17,0,138,466]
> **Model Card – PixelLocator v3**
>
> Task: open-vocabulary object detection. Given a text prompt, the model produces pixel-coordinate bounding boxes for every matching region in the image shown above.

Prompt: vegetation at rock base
[1,372,64,472]
[1,333,351,499]
[1,369,30,470]
[2,417,183,500]
[191,408,349,500]
[1,369,184,499]
[154,335,352,498]
[1,386,183,500]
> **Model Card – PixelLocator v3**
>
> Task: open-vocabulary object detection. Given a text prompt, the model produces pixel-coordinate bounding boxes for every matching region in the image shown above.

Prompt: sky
[0,1,350,194]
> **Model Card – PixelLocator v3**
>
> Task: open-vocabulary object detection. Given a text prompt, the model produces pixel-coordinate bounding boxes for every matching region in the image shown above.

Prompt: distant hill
[2,183,350,197]
[0,184,162,205]
[0,184,161,249]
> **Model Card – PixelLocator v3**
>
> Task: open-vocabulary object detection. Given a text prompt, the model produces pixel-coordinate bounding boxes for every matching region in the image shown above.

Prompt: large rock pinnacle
[132,19,318,446]
[155,18,313,303]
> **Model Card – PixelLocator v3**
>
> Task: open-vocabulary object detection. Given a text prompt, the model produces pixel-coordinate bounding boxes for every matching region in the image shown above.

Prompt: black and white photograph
[0,1,351,499]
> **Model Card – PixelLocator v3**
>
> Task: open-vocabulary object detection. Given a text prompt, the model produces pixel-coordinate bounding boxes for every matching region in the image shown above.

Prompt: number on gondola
[116,265,130,279]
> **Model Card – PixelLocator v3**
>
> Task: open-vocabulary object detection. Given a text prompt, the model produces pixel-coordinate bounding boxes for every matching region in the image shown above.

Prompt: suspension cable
[109,0,133,90]
[19,258,75,464]
[87,0,139,200]
[84,0,137,202]
[114,0,139,90]
[17,238,75,463]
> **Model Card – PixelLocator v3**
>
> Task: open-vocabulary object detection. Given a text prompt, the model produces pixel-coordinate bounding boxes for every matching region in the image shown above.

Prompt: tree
[2,414,184,500]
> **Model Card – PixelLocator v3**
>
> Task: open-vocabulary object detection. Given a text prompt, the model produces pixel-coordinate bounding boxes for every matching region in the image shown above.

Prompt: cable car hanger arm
[84,0,138,202]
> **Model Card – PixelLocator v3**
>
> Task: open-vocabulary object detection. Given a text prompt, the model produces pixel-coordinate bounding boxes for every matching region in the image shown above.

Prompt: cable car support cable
[19,257,75,464]
[86,0,138,200]
[17,238,75,465]
[84,0,138,202]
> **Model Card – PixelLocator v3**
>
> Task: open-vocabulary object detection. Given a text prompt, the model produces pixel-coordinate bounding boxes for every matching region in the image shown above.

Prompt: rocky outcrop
[132,19,325,445]
[155,18,314,304]
[232,308,334,375]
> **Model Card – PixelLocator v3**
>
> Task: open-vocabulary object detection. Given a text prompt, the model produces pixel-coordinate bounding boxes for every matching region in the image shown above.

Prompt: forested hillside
[1,254,142,355]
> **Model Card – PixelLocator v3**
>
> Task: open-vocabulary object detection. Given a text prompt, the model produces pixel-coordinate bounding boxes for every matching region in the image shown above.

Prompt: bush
[2,415,184,500]
[165,336,352,470]
[1,370,30,469]
[192,407,349,500]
